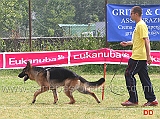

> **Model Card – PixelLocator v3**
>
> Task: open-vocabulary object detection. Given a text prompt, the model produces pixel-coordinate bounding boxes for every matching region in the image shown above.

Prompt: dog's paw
[32,99,36,104]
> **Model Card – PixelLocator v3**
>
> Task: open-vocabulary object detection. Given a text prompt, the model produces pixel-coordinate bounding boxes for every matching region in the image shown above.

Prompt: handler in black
[120,6,158,106]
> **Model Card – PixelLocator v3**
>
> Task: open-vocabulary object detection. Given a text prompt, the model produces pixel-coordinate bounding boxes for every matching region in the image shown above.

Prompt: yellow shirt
[131,20,148,60]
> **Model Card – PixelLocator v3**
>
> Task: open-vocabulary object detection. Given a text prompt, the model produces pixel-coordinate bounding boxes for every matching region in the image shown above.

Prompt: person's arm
[144,38,152,65]
[120,41,133,47]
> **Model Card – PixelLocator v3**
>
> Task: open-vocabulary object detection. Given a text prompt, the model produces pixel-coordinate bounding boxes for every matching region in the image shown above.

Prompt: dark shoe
[121,100,138,106]
[142,100,158,107]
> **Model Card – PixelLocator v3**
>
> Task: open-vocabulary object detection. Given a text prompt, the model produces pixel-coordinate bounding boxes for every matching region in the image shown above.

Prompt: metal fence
[0,0,160,51]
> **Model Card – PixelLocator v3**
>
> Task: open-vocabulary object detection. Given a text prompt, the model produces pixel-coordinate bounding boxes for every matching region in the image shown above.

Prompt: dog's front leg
[51,89,58,104]
[32,86,49,103]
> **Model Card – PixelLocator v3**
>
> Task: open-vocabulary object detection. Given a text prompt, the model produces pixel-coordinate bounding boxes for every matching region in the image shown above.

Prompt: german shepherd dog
[18,61,105,104]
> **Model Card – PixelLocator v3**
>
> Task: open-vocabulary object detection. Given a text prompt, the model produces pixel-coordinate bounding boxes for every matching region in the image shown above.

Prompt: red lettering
[143,110,154,115]
[149,110,153,115]
[144,110,148,115]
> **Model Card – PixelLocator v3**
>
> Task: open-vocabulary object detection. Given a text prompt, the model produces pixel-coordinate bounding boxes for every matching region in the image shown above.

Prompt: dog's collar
[46,70,50,82]
[45,68,51,71]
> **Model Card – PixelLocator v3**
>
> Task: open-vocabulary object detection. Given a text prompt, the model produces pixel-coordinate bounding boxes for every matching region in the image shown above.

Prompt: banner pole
[102,63,106,100]
[102,0,108,100]
[28,0,32,52]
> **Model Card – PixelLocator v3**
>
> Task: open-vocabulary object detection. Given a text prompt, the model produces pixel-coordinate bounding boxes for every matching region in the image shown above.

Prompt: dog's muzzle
[18,72,29,82]
[18,72,26,78]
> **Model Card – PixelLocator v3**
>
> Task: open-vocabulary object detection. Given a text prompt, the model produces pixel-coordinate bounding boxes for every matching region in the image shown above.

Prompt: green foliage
[71,0,105,24]
[0,0,28,37]
[26,37,106,51]
[0,0,106,37]
[1,0,160,37]
[0,0,160,73]
[108,0,160,4]
[0,38,6,52]
[32,0,75,37]
[0,37,160,74]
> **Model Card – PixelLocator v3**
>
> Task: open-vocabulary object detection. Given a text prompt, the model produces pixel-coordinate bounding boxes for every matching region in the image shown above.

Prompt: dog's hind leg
[77,88,100,103]
[51,89,58,104]
[64,87,75,104]
[64,79,80,104]
[32,86,49,103]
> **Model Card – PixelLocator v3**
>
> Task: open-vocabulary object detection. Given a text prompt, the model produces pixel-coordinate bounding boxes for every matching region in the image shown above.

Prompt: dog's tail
[78,76,105,88]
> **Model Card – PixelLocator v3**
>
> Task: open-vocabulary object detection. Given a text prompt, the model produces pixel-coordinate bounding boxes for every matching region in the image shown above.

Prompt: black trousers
[125,58,156,103]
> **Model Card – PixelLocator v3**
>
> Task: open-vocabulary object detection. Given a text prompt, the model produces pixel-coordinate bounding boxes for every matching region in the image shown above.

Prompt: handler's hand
[120,41,128,47]
[147,56,152,65]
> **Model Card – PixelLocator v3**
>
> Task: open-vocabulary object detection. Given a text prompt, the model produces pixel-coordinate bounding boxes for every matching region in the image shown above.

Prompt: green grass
[0,70,160,119]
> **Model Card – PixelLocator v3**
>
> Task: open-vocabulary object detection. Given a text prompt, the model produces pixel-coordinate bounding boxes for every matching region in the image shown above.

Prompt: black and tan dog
[18,61,105,104]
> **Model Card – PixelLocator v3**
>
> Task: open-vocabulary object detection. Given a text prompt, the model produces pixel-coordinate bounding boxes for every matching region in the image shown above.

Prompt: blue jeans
[125,58,156,103]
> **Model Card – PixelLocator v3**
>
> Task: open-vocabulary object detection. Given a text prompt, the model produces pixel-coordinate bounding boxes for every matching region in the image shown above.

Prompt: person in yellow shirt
[120,6,158,106]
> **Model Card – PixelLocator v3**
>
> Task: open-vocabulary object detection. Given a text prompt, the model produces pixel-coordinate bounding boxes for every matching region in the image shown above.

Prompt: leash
[109,52,125,96]
[107,44,131,96]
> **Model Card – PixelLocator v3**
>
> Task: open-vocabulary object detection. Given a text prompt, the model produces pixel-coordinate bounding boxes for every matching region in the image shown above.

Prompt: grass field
[0,70,160,119]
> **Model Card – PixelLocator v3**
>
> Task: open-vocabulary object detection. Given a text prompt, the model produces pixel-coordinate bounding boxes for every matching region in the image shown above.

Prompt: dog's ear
[27,61,30,65]
[26,61,32,68]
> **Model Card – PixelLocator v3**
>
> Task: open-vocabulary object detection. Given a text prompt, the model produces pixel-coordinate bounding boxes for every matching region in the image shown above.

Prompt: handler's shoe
[121,100,138,106]
[142,100,158,107]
